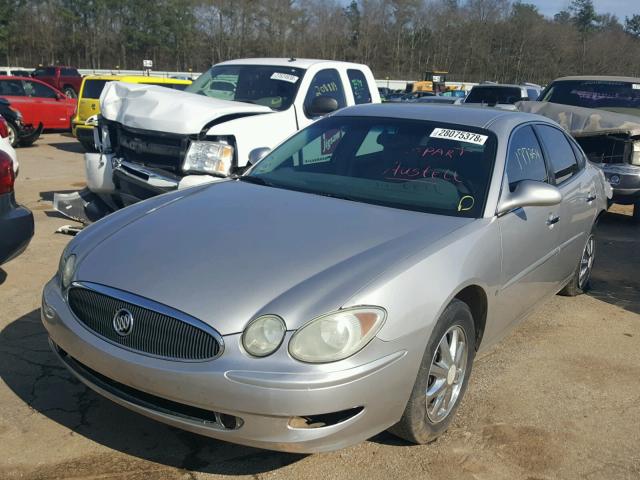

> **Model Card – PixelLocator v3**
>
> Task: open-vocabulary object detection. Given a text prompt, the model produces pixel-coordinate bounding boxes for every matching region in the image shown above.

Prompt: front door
[488,125,562,342]
[23,80,66,129]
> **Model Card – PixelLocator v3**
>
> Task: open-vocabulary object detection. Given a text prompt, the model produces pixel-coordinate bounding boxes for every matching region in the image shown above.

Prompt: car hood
[99,81,272,134]
[76,181,472,335]
[517,101,640,137]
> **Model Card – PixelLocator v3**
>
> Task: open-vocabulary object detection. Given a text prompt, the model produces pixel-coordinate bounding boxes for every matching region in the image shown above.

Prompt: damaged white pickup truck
[57,58,379,220]
[519,76,640,222]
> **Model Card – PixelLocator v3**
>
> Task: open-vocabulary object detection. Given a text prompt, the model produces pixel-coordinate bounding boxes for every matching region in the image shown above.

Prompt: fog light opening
[215,412,244,430]
[288,406,364,429]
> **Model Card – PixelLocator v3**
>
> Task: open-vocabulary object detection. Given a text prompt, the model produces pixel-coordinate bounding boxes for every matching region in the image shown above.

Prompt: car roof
[333,103,558,132]
[216,58,368,69]
[82,75,191,84]
[550,75,640,83]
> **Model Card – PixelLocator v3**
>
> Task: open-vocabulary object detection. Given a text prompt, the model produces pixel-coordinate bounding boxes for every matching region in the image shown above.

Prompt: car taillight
[0,116,9,138]
[0,151,15,194]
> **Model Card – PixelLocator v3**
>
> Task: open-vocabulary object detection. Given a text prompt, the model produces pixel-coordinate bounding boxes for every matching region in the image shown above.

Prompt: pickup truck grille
[67,285,223,361]
[110,122,189,173]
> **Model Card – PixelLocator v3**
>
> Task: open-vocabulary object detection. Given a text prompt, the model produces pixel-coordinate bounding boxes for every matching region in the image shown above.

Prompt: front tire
[559,229,596,296]
[6,122,18,147]
[389,299,476,444]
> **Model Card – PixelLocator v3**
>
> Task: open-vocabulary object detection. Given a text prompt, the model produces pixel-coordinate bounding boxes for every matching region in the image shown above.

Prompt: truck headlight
[632,141,640,166]
[58,253,77,290]
[289,307,386,363]
[242,315,286,357]
[183,140,233,176]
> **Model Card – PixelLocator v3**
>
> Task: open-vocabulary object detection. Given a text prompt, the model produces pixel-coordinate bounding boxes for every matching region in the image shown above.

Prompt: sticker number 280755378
[429,128,489,146]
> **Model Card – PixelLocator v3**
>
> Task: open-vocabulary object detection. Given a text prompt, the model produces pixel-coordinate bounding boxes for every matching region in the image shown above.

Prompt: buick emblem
[112,309,134,337]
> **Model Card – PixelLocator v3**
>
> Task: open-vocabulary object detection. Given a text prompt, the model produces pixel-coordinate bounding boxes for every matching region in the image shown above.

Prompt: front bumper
[41,279,423,453]
[112,160,179,206]
[600,164,640,204]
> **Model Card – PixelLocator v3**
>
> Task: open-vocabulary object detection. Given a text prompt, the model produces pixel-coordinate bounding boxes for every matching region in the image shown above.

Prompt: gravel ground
[1,133,639,480]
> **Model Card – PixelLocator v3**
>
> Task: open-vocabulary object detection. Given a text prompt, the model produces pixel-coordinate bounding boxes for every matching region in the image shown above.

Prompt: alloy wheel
[578,234,595,289]
[426,325,468,423]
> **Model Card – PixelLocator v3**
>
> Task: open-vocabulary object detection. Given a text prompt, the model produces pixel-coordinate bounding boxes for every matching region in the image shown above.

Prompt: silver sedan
[42,104,609,453]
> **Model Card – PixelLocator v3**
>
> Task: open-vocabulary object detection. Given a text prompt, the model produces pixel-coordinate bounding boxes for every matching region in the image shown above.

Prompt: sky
[530,0,639,19]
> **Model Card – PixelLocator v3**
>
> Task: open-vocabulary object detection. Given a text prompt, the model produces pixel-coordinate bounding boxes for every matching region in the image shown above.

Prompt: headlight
[182,140,233,176]
[242,315,286,357]
[289,307,386,363]
[58,253,77,290]
[632,141,640,166]
[86,115,99,127]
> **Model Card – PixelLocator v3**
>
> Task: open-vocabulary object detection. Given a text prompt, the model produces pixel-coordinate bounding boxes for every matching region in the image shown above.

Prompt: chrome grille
[67,284,221,361]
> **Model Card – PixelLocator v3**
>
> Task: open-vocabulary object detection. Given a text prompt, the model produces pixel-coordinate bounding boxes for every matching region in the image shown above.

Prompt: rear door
[534,124,595,280]
[0,79,33,124]
[493,125,562,335]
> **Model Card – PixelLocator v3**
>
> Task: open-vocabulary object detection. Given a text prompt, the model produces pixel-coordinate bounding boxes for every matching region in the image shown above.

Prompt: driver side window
[24,81,57,99]
[304,69,346,118]
[506,125,548,192]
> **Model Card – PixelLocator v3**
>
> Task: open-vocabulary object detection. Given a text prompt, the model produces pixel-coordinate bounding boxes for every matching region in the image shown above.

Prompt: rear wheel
[389,299,476,444]
[63,86,77,99]
[559,229,596,296]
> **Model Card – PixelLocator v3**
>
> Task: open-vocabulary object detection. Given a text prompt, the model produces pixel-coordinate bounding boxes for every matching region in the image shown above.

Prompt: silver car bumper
[41,279,424,453]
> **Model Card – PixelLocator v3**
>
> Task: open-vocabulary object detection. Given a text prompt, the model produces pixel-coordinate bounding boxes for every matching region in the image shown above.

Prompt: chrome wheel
[578,234,595,289]
[7,124,16,147]
[426,325,468,423]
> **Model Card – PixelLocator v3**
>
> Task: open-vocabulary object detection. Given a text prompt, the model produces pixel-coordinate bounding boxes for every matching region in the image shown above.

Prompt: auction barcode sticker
[430,128,488,145]
[271,72,299,83]
[633,84,640,90]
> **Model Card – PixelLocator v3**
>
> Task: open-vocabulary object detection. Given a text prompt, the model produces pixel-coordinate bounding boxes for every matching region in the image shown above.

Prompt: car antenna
[288,57,296,62]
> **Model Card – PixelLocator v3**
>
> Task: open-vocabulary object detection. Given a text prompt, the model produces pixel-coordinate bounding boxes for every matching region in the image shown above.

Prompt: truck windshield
[186,65,305,111]
[245,116,497,218]
[540,79,640,116]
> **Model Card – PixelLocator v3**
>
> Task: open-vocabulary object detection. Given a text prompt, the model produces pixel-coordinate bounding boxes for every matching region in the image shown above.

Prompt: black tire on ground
[18,139,36,147]
[79,139,96,152]
[6,122,18,147]
[559,226,596,296]
[388,299,476,444]
[633,202,640,224]
[63,86,77,99]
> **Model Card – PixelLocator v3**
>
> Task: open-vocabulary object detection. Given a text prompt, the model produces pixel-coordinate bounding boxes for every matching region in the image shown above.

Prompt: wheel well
[455,285,487,350]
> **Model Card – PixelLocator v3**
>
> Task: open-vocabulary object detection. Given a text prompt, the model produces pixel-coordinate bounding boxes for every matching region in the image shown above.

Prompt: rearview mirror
[247,147,271,166]
[307,96,339,117]
[497,180,562,216]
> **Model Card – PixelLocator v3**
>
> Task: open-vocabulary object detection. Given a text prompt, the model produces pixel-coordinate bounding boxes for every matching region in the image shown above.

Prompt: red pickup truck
[32,66,82,98]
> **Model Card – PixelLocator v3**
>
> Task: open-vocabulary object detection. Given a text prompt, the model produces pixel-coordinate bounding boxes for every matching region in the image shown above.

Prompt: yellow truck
[411,70,448,94]
[72,75,192,150]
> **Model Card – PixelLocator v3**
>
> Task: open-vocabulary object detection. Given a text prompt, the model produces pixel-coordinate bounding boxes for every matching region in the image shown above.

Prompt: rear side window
[82,79,110,99]
[347,69,372,105]
[536,125,579,184]
[506,125,547,192]
[0,79,26,96]
[466,86,523,105]
[304,69,346,117]
[33,67,55,76]
[61,68,80,76]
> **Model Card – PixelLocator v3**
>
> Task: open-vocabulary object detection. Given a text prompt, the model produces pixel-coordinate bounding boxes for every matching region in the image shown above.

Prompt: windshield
[540,80,640,116]
[465,86,523,105]
[246,116,497,218]
[185,65,305,111]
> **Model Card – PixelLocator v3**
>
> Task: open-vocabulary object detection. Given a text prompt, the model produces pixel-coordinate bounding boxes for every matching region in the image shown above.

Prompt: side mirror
[248,147,271,166]
[497,180,562,216]
[307,96,339,117]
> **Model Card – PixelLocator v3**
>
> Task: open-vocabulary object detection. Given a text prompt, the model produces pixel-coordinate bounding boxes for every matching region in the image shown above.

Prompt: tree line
[1,0,640,84]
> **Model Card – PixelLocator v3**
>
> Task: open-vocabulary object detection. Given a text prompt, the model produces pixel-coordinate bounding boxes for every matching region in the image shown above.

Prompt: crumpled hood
[76,181,471,335]
[99,81,272,134]
[517,101,640,137]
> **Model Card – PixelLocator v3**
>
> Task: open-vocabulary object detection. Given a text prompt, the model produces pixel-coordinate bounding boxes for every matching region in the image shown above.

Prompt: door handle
[586,194,597,203]
[546,214,560,226]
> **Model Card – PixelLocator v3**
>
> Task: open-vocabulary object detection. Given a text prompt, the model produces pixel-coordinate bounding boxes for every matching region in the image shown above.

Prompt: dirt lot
[1,133,639,480]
